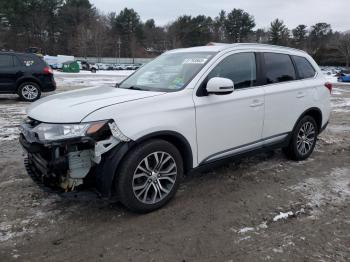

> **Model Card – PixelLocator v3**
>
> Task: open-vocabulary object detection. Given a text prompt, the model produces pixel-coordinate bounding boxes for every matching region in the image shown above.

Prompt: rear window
[17,54,43,67]
[0,54,14,68]
[293,56,316,79]
[264,53,296,84]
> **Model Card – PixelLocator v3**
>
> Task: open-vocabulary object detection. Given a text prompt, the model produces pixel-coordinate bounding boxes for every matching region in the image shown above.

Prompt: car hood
[27,86,165,123]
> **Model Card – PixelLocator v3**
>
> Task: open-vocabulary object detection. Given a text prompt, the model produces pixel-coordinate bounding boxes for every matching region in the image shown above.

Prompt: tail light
[324,82,332,93]
[43,66,53,74]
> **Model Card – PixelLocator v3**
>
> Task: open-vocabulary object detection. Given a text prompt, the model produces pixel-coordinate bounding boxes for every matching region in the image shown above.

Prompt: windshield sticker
[183,58,208,64]
[24,60,34,67]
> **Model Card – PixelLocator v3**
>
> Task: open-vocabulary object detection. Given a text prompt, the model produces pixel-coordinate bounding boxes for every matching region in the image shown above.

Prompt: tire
[283,115,318,161]
[117,139,183,213]
[18,82,41,102]
[91,68,97,73]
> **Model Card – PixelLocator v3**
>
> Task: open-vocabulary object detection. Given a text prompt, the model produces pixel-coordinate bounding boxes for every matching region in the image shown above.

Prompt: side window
[13,56,22,67]
[207,52,257,89]
[0,55,14,68]
[293,56,316,79]
[264,53,296,84]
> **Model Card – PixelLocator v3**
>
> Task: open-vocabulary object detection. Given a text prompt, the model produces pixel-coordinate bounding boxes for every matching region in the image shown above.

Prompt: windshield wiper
[128,86,144,90]
[126,85,150,91]
[116,83,150,91]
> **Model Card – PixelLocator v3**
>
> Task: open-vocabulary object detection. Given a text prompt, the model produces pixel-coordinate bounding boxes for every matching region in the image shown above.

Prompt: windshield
[119,51,215,92]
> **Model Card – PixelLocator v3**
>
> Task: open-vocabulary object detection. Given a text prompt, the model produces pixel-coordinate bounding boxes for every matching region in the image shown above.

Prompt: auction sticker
[183,58,208,64]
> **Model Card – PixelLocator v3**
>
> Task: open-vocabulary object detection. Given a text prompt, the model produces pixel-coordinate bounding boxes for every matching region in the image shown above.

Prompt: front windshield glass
[119,51,215,92]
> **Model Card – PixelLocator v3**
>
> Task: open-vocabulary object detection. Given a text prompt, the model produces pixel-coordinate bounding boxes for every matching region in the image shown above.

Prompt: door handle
[296,91,305,98]
[250,99,264,107]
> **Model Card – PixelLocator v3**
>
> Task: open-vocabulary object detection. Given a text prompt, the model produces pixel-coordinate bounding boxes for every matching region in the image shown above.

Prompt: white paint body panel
[27,86,165,123]
[26,43,330,169]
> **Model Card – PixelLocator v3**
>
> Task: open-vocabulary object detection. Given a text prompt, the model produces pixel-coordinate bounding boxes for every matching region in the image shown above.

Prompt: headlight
[32,121,107,141]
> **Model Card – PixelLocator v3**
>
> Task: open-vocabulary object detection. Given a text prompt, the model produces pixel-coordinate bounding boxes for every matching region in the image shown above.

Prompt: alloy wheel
[296,121,316,155]
[22,85,39,100]
[132,151,177,204]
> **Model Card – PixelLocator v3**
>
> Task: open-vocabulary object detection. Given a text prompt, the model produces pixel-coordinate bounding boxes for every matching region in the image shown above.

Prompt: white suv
[20,44,331,212]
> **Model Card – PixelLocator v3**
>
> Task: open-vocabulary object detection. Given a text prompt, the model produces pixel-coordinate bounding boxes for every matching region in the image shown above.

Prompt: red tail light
[324,82,332,93]
[43,66,53,74]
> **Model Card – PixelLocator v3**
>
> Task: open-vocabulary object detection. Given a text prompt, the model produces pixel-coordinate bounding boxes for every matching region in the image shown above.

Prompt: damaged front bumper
[19,119,130,194]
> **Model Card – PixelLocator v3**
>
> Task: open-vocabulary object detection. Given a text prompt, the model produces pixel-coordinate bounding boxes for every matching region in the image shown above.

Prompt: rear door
[0,54,21,92]
[261,52,315,142]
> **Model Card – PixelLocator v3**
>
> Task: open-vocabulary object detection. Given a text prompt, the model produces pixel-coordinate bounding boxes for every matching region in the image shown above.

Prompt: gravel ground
[0,74,349,261]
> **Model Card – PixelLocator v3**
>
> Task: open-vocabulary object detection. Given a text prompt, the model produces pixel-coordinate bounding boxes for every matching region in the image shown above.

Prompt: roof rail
[210,42,307,53]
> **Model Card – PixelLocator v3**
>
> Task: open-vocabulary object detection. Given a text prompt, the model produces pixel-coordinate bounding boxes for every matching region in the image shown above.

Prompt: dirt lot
[0,75,349,261]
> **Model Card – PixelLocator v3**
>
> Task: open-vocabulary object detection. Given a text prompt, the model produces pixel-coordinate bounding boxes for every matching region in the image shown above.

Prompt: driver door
[193,52,265,164]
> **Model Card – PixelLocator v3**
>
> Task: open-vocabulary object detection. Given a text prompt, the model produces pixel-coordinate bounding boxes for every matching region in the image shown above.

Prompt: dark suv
[0,52,56,102]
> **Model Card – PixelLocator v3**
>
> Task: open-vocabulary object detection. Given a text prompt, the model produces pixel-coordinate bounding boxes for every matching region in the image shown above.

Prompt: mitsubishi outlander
[19,44,331,212]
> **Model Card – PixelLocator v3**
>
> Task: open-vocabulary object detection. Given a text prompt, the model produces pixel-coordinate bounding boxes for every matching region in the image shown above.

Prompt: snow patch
[272,211,293,222]
[290,167,350,215]
[238,227,255,234]
[331,97,350,113]
[0,103,27,141]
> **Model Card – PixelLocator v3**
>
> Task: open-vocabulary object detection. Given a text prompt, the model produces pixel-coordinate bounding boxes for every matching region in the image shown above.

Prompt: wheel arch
[132,131,194,173]
[95,130,194,198]
[16,77,41,92]
[294,107,323,133]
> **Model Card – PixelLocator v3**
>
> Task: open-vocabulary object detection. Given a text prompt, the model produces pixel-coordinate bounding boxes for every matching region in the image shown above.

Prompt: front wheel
[283,115,318,161]
[18,82,41,102]
[116,139,183,213]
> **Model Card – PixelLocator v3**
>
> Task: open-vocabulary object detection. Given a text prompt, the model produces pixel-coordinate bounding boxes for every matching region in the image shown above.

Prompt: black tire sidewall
[117,139,183,213]
[290,116,318,161]
[18,82,41,102]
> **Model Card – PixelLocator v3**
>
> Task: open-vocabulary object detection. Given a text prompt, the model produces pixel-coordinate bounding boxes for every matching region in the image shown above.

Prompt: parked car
[0,52,56,101]
[125,63,142,70]
[335,69,350,77]
[90,63,98,73]
[77,60,98,73]
[19,44,330,212]
[96,63,110,70]
[77,60,90,70]
[338,74,350,82]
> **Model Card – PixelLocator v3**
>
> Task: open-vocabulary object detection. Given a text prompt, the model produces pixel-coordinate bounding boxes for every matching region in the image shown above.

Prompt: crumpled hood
[27,86,165,123]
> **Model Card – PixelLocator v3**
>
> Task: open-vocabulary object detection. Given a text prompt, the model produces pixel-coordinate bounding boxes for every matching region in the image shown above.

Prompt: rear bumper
[41,81,56,92]
[40,75,56,92]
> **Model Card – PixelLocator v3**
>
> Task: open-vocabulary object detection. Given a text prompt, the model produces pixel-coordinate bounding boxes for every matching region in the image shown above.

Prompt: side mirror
[206,77,234,95]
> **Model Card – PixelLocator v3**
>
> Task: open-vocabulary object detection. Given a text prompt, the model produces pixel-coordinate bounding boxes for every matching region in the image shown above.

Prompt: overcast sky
[90,0,349,31]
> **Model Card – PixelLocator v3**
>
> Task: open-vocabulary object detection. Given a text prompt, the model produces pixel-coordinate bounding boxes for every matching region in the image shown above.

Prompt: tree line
[0,0,349,66]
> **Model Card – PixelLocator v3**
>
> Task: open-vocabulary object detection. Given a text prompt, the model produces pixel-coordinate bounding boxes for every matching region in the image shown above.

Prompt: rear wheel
[117,139,183,213]
[18,82,41,102]
[283,115,318,161]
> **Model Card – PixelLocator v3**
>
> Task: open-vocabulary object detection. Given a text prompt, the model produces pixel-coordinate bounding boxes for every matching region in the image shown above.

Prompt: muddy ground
[0,75,349,261]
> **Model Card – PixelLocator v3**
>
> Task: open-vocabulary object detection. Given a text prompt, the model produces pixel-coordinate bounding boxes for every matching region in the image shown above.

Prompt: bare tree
[333,33,350,68]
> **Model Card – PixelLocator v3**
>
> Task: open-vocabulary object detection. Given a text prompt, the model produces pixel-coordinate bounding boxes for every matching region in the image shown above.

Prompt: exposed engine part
[68,149,92,178]
[57,150,92,191]
[60,176,83,192]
